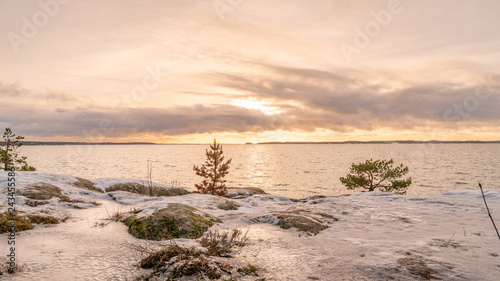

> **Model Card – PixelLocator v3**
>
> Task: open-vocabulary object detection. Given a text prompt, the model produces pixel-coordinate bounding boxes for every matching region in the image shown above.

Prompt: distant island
[18,141,157,146]
[256,140,500,144]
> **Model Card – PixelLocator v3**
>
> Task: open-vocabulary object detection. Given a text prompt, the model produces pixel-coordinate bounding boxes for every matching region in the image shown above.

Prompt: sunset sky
[1,0,499,143]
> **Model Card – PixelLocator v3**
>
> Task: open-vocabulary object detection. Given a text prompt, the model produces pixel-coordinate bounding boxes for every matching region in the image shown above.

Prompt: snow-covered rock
[0,172,499,280]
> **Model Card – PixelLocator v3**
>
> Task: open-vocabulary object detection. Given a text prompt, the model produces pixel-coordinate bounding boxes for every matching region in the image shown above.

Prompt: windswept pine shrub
[193,139,232,196]
[0,128,35,171]
[340,159,412,195]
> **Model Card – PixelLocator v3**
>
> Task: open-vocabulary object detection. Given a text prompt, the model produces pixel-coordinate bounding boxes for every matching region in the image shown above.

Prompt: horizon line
[18,140,500,145]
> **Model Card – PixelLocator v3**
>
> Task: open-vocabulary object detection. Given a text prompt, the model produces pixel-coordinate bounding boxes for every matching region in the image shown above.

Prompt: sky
[0,0,499,144]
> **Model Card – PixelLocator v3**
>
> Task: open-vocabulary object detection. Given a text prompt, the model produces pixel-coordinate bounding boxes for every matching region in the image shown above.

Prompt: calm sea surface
[19,143,500,198]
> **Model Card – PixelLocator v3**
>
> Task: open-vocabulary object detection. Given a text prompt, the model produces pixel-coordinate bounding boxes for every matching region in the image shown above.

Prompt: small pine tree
[0,128,36,171]
[340,159,411,195]
[193,139,232,196]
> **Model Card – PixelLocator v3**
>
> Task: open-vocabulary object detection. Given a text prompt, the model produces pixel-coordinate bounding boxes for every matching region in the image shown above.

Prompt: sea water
[19,143,500,198]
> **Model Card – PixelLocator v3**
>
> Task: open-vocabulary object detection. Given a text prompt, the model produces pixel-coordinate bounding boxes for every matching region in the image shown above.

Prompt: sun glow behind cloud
[230,99,284,115]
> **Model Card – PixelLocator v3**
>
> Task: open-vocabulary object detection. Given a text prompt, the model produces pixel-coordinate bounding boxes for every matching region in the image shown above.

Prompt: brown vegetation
[137,229,251,280]
[198,229,248,257]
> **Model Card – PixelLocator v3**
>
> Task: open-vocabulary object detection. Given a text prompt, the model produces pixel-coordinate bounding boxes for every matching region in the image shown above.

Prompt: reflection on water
[19,143,500,198]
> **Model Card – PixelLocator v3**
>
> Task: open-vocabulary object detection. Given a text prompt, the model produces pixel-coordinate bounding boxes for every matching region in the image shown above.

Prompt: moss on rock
[0,212,34,233]
[1,212,61,234]
[123,203,221,240]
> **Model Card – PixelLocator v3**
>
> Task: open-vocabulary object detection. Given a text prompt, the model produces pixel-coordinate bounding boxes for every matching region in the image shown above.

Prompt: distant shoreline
[16,140,500,145]
[18,142,157,146]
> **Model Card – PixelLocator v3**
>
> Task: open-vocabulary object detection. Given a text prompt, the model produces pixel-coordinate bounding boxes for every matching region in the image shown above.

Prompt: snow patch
[1,173,499,280]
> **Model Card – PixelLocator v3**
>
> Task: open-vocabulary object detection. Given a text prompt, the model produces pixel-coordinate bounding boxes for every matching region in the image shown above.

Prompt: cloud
[0,81,31,97]
[201,63,500,125]
[0,80,91,104]
[1,0,500,141]
[1,65,499,141]
[0,102,284,138]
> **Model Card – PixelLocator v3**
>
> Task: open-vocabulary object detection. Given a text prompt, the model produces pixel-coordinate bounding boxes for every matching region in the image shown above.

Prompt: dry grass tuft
[397,255,435,280]
[0,257,28,275]
[26,215,59,224]
[137,229,251,280]
[140,242,203,269]
[238,264,259,276]
[24,199,48,207]
[139,242,223,280]
[0,212,34,233]
[104,206,129,222]
[199,229,249,257]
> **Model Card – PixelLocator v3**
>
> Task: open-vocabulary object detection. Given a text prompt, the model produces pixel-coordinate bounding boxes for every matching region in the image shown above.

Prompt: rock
[105,182,151,194]
[155,188,190,197]
[275,213,328,235]
[73,177,103,193]
[123,203,221,240]
[21,182,70,201]
[282,208,337,220]
[226,187,266,198]
[291,195,327,203]
[106,182,189,197]
[251,209,337,236]
[216,199,239,210]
